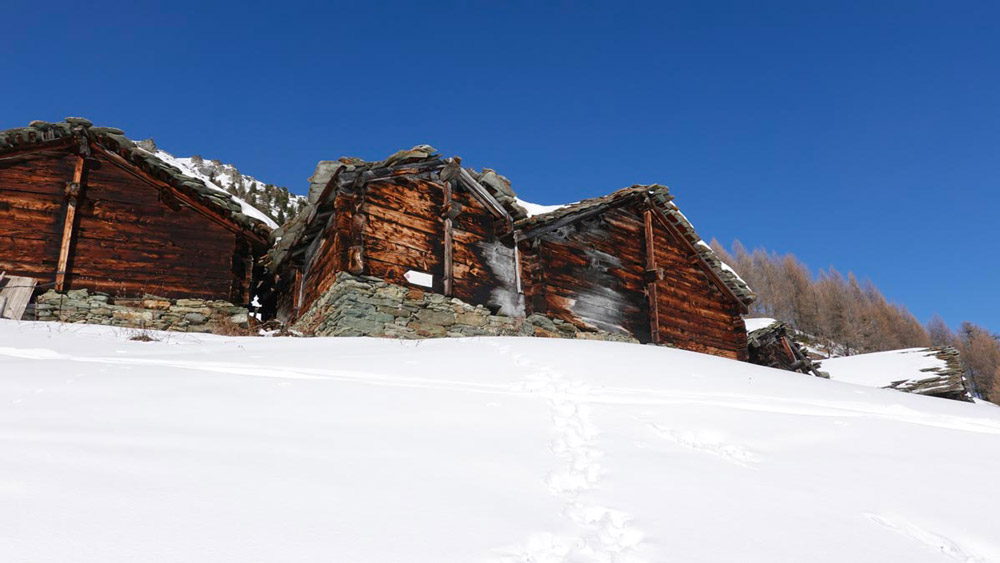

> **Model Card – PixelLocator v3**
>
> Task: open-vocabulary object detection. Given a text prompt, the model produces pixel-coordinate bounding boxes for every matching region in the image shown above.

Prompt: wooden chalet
[267,145,756,360]
[515,186,755,360]
[265,145,528,320]
[0,118,271,303]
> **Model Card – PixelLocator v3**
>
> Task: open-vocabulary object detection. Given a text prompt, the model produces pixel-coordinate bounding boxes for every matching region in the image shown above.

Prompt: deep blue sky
[4,1,997,333]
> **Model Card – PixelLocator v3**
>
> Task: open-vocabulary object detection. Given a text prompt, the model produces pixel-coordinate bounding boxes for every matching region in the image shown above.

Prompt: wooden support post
[646,201,749,314]
[293,269,303,311]
[644,208,660,344]
[513,239,523,294]
[347,194,366,275]
[441,181,454,296]
[55,155,86,291]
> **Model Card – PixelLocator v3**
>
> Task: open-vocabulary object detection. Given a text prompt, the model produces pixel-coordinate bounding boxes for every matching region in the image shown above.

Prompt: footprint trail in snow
[490,342,646,563]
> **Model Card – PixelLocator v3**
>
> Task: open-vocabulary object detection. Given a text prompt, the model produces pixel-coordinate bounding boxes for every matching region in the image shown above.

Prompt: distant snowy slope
[134,140,306,228]
[1,320,999,562]
[149,150,278,228]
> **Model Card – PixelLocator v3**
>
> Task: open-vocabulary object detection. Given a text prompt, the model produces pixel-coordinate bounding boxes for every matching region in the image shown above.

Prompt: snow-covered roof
[744,318,780,332]
[515,197,569,217]
[0,118,275,237]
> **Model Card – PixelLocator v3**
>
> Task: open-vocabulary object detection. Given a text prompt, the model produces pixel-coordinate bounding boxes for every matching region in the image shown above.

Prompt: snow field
[1,320,999,562]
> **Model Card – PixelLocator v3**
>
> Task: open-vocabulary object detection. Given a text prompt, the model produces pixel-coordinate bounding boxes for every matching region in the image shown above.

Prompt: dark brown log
[644,208,660,344]
[442,180,454,297]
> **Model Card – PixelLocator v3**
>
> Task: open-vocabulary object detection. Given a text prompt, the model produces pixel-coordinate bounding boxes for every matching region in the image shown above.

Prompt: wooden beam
[347,192,366,275]
[0,137,76,161]
[647,201,749,314]
[450,161,510,220]
[516,197,635,242]
[91,144,268,248]
[293,269,303,312]
[441,181,454,296]
[644,208,660,344]
[513,241,523,294]
[54,155,86,291]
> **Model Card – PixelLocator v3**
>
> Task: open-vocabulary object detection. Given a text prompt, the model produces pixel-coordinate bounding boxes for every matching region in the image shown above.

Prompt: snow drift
[1,319,998,562]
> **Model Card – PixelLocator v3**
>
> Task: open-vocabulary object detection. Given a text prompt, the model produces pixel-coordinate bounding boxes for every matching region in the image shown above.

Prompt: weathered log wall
[521,207,651,340]
[449,183,523,316]
[0,146,256,302]
[522,201,748,359]
[0,148,76,283]
[362,177,445,291]
[287,175,523,322]
[650,215,748,360]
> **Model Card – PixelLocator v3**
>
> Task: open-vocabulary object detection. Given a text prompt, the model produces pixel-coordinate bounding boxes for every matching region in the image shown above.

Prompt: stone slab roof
[0,118,272,239]
[269,146,528,271]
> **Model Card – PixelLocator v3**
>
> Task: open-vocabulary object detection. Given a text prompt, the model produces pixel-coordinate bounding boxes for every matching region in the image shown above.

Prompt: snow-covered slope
[822,348,949,388]
[136,141,307,228]
[151,150,277,228]
[1,320,999,562]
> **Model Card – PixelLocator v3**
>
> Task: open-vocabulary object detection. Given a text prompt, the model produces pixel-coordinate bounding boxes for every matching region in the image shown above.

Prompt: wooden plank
[0,274,37,320]
[452,162,510,220]
[55,155,85,291]
[0,138,76,161]
[442,180,454,297]
[644,208,660,344]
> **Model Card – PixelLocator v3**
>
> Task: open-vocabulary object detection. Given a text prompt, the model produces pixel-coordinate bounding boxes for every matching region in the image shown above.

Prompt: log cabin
[0,118,272,304]
[264,145,530,322]
[267,146,756,360]
[515,185,755,360]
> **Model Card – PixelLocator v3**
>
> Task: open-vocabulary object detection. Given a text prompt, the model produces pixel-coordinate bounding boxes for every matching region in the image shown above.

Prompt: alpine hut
[264,145,528,323]
[515,185,755,360]
[0,118,272,304]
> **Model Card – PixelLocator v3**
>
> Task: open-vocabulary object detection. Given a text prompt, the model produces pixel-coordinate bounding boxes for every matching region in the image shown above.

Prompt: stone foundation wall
[292,272,638,343]
[23,289,251,333]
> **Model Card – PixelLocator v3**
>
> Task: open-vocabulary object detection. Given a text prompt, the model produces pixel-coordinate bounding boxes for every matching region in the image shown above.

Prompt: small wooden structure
[0,118,272,303]
[268,147,756,360]
[746,320,828,377]
[515,186,755,360]
[266,146,527,320]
